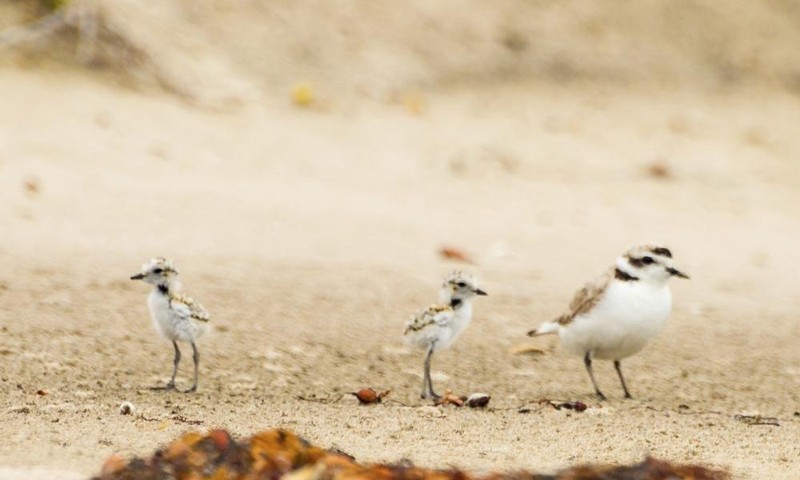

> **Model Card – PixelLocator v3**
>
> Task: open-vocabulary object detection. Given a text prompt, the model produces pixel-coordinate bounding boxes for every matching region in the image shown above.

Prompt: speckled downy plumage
[131,257,210,393]
[404,271,487,400]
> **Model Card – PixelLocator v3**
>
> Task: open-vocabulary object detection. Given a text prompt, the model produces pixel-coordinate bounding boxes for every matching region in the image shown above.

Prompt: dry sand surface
[2,2,800,479]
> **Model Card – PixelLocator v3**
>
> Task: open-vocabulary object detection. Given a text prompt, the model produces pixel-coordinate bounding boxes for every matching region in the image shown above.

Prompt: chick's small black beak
[667,267,690,279]
[474,288,488,296]
[130,273,145,280]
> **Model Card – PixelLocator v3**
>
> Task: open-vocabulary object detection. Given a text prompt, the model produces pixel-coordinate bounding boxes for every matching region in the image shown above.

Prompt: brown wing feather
[168,292,211,322]
[404,304,452,334]
[556,268,613,326]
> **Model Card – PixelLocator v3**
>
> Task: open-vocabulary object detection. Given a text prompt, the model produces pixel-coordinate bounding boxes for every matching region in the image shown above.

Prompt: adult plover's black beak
[667,267,690,279]
[130,273,145,280]
[474,288,488,296]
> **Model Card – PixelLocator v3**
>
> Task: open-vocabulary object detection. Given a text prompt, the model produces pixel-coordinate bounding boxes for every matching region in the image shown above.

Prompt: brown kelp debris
[92,428,728,480]
[434,390,465,407]
[432,391,490,408]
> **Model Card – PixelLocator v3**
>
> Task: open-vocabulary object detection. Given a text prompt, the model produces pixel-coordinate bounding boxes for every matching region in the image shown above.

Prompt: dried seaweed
[92,428,729,480]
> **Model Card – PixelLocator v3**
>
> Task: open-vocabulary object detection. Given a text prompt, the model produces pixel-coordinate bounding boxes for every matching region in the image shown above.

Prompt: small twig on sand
[734,414,780,426]
[171,414,204,426]
[296,393,345,404]
[136,413,204,425]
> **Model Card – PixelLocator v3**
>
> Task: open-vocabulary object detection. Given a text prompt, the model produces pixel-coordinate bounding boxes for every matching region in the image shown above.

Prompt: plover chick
[404,271,487,400]
[528,245,689,400]
[130,257,210,393]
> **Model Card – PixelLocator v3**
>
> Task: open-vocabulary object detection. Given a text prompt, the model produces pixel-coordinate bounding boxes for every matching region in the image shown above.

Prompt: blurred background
[2,0,799,275]
[1,1,799,479]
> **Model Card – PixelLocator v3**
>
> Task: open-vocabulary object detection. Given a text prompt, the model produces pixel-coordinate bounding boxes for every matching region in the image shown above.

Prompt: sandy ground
[1,70,799,479]
[1,3,800,478]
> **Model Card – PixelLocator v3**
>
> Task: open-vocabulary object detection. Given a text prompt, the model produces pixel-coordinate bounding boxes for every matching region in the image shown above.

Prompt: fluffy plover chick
[404,271,487,400]
[130,257,210,393]
[528,246,689,400]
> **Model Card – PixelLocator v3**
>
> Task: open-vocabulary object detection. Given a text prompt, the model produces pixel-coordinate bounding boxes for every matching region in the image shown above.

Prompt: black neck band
[614,268,639,282]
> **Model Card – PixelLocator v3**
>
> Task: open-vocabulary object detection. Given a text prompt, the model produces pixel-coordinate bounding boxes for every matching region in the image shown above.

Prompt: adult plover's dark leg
[421,343,440,400]
[614,360,632,399]
[182,341,199,393]
[584,351,606,400]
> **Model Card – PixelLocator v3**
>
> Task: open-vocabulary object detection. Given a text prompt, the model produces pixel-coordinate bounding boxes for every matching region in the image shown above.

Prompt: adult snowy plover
[404,271,487,399]
[528,245,689,400]
[130,257,210,393]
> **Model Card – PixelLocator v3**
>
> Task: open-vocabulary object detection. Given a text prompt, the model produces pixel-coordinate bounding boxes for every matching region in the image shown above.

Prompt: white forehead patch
[142,257,177,273]
[443,270,477,287]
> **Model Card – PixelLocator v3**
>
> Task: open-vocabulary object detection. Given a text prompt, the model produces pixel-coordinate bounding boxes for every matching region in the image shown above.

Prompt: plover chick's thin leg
[184,341,200,393]
[528,245,688,399]
[150,340,181,391]
[422,342,437,399]
[404,271,487,400]
[131,257,210,393]
[170,341,181,389]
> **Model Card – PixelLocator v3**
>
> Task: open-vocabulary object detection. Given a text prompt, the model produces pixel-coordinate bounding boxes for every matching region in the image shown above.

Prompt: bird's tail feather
[527,321,559,337]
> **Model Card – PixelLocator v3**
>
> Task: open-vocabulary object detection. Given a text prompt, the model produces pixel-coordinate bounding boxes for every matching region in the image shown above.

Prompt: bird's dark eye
[152,268,164,274]
[641,256,654,265]
[457,282,467,287]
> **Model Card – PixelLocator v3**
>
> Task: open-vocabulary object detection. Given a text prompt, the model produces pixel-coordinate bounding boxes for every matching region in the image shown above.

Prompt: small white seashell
[466,393,491,408]
[119,401,135,415]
